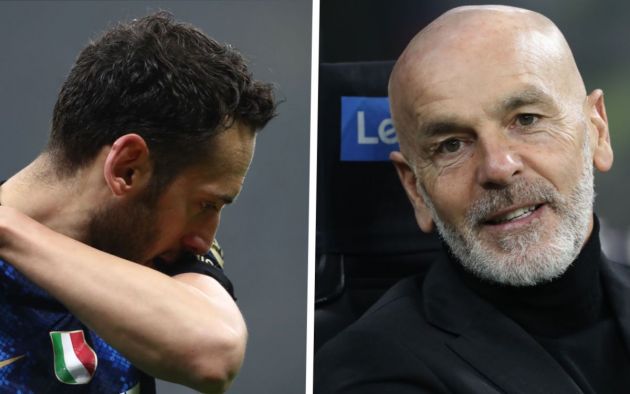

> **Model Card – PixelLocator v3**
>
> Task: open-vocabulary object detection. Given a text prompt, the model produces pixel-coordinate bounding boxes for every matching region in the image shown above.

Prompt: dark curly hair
[47,11,276,186]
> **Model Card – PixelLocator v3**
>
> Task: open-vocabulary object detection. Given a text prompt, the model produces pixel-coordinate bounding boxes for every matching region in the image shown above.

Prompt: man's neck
[450,217,605,337]
[0,153,107,243]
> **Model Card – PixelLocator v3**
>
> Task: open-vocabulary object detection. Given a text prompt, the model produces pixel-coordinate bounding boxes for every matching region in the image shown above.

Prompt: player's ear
[103,133,153,197]
[390,151,434,233]
[587,89,613,172]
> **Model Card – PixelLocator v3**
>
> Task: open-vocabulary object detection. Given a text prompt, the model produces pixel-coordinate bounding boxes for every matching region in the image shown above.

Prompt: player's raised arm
[0,12,275,393]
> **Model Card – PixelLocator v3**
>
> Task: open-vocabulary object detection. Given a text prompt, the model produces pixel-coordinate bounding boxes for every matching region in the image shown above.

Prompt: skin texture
[388,5,614,285]
[0,123,254,393]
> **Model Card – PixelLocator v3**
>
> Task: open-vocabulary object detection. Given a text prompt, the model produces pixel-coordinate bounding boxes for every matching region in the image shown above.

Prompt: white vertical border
[305,0,320,393]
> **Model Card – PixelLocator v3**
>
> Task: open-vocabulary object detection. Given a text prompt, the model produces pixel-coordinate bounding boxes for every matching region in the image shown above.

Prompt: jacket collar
[422,256,585,393]
[601,256,630,352]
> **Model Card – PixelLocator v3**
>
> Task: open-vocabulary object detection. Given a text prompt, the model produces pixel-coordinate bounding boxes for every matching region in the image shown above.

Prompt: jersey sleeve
[154,240,236,300]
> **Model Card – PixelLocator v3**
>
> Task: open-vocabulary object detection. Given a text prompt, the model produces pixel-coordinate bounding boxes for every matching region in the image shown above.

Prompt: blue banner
[340,96,399,161]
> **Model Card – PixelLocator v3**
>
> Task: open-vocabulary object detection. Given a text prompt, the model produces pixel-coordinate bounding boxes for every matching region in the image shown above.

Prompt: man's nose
[181,219,219,255]
[476,133,523,188]
[181,234,214,255]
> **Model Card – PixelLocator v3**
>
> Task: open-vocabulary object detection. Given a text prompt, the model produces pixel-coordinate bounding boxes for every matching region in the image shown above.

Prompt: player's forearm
[0,207,246,392]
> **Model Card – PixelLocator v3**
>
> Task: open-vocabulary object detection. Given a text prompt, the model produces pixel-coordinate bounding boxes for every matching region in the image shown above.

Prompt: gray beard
[419,142,594,287]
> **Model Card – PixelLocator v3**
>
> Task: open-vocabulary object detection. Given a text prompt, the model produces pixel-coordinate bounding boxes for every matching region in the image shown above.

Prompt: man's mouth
[484,204,544,225]
[156,254,177,264]
[147,251,180,267]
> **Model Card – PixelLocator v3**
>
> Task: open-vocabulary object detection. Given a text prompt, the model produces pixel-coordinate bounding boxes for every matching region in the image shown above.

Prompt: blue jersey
[0,240,234,393]
[0,258,155,393]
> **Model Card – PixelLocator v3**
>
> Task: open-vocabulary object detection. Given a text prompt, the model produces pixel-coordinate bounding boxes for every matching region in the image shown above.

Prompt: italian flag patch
[49,330,98,384]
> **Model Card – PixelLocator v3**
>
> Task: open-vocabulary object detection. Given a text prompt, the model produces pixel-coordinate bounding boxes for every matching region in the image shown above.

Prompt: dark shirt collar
[449,216,606,337]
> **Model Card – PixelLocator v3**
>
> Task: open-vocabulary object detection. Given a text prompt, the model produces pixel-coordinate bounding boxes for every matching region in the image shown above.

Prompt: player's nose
[181,234,214,255]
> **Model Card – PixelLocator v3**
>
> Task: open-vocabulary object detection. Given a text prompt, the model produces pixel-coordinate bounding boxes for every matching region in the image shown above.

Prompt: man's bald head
[388,6,613,286]
[389,5,586,161]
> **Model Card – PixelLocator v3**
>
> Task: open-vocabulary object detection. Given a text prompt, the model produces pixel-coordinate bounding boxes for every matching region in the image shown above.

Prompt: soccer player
[0,12,275,393]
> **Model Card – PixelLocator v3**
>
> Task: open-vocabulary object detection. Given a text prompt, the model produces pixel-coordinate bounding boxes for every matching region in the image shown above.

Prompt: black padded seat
[315,61,441,352]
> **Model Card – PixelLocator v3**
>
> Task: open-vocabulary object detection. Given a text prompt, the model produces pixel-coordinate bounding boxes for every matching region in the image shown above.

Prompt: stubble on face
[84,187,160,264]
[419,136,594,286]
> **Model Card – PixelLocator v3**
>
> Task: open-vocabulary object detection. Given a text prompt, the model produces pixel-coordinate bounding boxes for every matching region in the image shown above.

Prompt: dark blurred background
[0,1,311,393]
[320,0,630,262]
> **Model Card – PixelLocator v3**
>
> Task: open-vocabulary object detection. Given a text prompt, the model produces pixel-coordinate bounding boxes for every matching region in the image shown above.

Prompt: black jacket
[314,255,630,394]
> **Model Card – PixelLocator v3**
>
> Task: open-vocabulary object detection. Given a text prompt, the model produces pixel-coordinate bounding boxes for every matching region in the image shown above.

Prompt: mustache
[466,179,560,225]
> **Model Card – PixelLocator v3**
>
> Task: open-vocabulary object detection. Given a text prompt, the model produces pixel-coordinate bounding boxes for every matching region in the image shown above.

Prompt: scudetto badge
[50,330,98,384]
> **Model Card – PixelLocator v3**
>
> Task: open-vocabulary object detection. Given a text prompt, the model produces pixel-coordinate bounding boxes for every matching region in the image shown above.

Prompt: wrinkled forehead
[389,8,584,145]
[407,29,564,109]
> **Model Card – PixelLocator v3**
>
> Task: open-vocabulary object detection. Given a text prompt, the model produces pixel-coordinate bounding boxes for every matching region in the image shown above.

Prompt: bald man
[314,5,629,394]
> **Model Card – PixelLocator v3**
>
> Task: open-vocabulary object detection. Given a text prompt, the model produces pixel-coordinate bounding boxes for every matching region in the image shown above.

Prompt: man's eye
[515,114,539,127]
[438,139,462,153]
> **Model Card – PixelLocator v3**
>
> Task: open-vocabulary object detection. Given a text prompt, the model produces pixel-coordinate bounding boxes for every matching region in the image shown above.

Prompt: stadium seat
[315,61,442,352]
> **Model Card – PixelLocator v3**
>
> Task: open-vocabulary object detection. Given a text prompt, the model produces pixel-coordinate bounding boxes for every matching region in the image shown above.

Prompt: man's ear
[390,151,434,233]
[587,89,613,172]
[103,134,153,197]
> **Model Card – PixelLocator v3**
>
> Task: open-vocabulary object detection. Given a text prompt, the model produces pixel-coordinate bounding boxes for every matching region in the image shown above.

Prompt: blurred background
[0,1,311,393]
[320,0,630,263]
